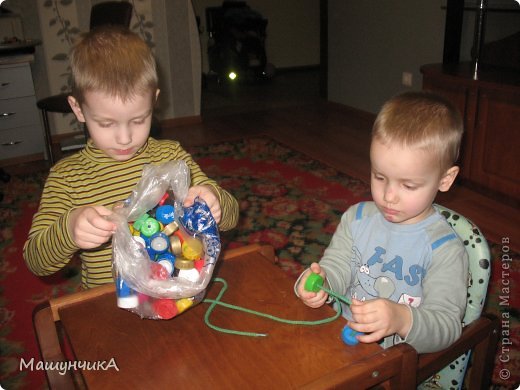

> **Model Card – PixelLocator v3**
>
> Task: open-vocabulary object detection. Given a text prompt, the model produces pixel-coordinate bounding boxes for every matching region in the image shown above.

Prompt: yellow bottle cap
[182,237,204,260]
[176,298,194,313]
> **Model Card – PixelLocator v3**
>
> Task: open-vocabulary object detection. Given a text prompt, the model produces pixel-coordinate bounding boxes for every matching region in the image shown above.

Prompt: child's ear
[438,166,459,192]
[67,96,86,123]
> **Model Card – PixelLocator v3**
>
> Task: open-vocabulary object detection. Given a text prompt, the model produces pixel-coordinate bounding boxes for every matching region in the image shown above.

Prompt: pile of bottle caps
[116,190,211,319]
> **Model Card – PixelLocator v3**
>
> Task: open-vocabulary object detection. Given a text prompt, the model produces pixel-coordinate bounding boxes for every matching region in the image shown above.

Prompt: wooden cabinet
[421,63,520,203]
[0,59,45,165]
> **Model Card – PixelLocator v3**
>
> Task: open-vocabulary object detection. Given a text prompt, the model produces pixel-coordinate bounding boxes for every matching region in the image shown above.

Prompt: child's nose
[116,126,132,145]
[383,185,398,203]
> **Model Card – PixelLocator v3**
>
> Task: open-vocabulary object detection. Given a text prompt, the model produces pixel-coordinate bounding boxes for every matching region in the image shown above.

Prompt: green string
[318,284,352,306]
[203,277,342,337]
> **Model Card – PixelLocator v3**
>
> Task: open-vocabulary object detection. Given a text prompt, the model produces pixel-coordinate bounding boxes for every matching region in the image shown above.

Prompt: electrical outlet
[402,72,413,87]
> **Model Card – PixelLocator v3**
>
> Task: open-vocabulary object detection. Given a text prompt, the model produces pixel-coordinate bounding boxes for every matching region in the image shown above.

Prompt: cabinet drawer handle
[1,82,10,88]
[1,112,16,118]
[1,140,22,146]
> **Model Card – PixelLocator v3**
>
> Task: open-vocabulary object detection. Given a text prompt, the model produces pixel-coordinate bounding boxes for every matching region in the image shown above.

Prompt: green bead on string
[304,272,352,306]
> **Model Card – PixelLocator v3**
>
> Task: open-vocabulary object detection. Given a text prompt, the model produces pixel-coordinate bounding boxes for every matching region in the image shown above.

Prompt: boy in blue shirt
[296,92,468,353]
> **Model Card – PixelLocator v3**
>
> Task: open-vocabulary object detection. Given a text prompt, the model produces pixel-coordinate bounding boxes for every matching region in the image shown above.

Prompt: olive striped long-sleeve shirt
[23,138,239,289]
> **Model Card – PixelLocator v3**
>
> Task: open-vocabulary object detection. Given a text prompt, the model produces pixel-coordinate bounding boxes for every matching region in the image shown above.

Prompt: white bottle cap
[178,268,200,283]
[117,294,139,309]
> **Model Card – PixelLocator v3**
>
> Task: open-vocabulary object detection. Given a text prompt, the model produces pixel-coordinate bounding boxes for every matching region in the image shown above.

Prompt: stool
[37,93,73,165]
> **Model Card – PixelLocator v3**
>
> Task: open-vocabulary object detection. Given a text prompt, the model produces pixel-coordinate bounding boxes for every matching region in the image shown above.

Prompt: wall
[36,0,82,134]
[327,0,520,115]
[192,0,320,73]
[152,0,202,119]
[6,0,199,136]
[327,0,446,114]
[13,0,318,135]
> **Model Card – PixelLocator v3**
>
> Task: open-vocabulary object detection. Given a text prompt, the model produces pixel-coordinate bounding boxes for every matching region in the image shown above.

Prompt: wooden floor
[3,94,518,252]
[162,102,519,252]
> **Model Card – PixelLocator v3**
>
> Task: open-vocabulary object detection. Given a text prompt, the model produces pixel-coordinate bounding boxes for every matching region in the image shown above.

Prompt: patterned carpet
[0,136,518,389]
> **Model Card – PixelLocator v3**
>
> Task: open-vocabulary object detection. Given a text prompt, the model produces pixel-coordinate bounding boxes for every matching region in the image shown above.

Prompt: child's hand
[184,185,221,223]
[68,206,116,249]
[297,262,329,308]
[348,298,412,343]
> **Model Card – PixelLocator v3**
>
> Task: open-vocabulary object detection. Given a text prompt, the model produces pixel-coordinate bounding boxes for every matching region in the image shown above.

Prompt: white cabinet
[0,60,44,164]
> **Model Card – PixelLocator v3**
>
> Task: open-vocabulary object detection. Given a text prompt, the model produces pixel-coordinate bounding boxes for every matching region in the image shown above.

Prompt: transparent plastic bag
[110,161,221,319]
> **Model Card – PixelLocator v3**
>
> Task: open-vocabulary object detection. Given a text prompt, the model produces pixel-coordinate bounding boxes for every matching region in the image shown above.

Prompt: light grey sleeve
[402,241,469,353]
[293,206,356,297]
[318,206,357,296]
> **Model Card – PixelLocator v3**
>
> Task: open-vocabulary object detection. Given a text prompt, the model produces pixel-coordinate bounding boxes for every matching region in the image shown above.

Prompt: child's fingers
[77,231,112,246]
[354,331,382,344]
[184,186,204,207]
[302,290,328,308]
[183,193,196,207]
[184,186,220,220]
[184,200,194,207]
[92,205,113,216]
[89,207,116,232]
[309,262,321,274]
[209,204,222,223]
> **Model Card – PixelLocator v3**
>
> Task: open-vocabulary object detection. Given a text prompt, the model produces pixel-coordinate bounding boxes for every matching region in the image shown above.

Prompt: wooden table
[34,244,416,389]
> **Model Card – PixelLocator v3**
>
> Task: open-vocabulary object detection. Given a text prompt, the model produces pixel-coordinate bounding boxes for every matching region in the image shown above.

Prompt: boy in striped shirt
[24,26,238,289]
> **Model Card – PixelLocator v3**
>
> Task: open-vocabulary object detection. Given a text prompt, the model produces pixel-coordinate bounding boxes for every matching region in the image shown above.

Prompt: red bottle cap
[152,299,178,319]
[150,262,170,280]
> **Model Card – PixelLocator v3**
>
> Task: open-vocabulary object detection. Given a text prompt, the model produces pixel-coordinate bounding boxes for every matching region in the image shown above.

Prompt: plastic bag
[110,161,221,319]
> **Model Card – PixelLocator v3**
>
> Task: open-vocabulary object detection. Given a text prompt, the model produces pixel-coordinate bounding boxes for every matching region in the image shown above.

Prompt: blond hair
[372,91,463,172]
[70,26,157,104]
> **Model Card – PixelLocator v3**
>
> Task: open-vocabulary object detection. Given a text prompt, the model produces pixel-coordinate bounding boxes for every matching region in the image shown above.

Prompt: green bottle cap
[132,213,150,231]
[304,272,324,292]
[140,217,160,237]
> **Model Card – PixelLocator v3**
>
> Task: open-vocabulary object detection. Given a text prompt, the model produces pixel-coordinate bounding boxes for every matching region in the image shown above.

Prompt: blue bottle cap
[155,204,175,225]
[341,325,362,346]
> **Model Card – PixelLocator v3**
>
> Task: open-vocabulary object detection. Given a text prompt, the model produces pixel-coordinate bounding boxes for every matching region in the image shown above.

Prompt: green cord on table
[203,277,342,337]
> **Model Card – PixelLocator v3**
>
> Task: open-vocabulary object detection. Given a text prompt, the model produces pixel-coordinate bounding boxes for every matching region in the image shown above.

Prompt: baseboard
[161,115,202,128]
[202,65,321,77]
[326,101,377,123]
[275,64,321,73]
